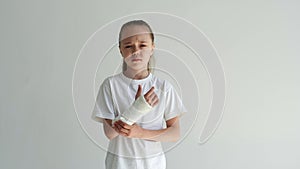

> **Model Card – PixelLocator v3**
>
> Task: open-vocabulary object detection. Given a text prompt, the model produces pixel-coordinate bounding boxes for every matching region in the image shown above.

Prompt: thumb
[135,85,142,100]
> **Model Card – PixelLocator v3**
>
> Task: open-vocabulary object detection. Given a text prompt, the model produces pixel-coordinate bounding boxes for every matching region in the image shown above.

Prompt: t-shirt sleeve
[91,78,115,123]
[164,83,187,121]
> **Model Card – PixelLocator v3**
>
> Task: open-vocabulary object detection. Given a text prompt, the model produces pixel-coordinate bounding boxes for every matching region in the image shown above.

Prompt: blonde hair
[119,20,155,72]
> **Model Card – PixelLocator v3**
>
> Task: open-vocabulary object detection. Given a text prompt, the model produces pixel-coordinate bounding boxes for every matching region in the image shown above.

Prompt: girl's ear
[151,43,155,54]
[119,46,123,55]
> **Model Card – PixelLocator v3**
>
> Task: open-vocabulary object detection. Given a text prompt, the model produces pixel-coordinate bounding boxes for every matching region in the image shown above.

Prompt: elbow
[174,132,180,142]
[169,135,180,142]
[169,130,180,142]
[104,132,112,140]
[172,124,181,142]
[104,131,118,140]
[166,117,181,142]
[106,135,114,140]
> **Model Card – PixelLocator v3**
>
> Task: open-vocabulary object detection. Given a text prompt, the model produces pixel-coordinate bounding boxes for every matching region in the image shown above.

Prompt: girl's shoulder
[101,73,123,84]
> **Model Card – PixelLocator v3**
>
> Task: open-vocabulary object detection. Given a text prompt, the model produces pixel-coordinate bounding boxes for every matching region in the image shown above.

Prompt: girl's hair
[118,20,155,72]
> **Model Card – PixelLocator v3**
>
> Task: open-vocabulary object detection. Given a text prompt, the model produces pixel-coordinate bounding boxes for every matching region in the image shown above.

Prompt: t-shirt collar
[120,72,152,84]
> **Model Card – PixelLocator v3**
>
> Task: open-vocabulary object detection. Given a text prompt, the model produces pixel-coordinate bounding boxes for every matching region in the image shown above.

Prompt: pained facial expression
[119,25,154,71]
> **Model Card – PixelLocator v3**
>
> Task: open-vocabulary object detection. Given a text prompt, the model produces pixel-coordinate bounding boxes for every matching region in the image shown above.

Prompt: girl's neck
[123,69,149,80]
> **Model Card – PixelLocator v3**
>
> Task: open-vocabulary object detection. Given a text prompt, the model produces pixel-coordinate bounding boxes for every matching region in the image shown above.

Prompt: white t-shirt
[92,72,186,169]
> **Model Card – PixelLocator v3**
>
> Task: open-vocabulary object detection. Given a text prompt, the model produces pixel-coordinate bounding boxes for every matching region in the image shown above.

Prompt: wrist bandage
[113,95,152,125]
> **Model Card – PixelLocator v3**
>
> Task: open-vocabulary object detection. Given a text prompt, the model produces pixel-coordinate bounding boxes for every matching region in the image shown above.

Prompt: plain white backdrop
[1,0,300,169]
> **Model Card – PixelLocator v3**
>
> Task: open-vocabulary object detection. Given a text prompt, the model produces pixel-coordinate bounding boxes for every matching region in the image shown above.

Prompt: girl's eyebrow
[123,40,149,44]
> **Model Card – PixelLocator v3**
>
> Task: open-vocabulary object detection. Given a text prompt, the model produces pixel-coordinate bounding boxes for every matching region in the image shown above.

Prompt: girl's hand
[113,120,145,139]
[135,85,159,107]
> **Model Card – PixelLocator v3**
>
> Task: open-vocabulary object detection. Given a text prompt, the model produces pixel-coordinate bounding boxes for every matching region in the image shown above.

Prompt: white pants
[105,152,166,169]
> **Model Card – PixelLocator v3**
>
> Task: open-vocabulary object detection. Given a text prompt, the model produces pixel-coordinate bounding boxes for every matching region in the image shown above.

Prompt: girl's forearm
[141,126,179,142]
[103,119,119,140]
[141,117,180,142]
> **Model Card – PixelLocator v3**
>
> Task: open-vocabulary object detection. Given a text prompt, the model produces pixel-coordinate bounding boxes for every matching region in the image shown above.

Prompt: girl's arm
[142,116,180,142]
[114,116,180,142]
[103,119,119,140]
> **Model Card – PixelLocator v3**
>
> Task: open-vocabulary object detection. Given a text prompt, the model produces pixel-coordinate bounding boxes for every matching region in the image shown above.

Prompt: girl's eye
[125,46,132,49]
[140,44,147,47]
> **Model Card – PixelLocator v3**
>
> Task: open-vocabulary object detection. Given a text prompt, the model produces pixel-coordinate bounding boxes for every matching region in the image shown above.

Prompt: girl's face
[119,25,154,72]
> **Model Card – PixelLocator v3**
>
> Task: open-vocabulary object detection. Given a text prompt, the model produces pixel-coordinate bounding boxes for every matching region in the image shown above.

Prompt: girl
[92,20,186,169]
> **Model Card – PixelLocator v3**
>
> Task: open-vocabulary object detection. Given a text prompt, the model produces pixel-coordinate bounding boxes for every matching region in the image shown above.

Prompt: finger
[135,85,143,100]
[145,92,156,102]
[113,123,121,133]
[120,132,127,137]
[118,120,132,129]
[118,129,127,136]
[144,87,155,98]
[114,122,128,134]
[115,121,123,130]
[119,127,129,134]
[113,120,122,128]
[151,98,159,107]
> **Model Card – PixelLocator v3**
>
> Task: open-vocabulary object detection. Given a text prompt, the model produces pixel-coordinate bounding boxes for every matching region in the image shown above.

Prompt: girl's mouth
[132,58,142,62]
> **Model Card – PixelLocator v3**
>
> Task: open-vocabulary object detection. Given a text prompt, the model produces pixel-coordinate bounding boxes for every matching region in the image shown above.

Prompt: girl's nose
[132,50,140,57]
[131,44,140,54]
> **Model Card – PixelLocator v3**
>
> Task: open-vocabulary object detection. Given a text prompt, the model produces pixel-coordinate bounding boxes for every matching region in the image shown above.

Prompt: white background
[1,0,300,169]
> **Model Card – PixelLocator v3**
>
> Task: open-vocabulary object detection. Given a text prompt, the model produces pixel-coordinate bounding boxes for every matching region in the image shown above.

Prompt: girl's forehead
[120,25,151,42]
[121,34,152,43]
